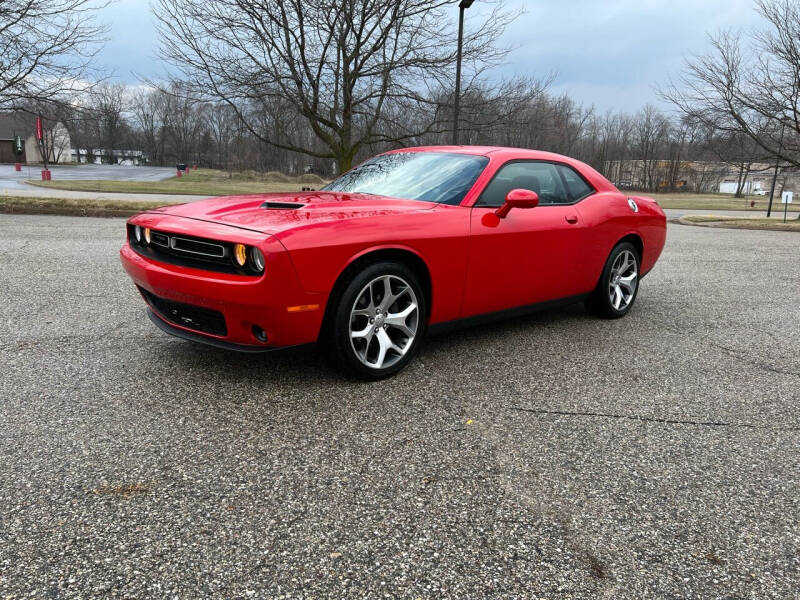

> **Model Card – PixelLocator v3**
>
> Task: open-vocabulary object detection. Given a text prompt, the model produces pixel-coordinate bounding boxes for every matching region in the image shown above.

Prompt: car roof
[385,145,571,160]
[382,145,618,193]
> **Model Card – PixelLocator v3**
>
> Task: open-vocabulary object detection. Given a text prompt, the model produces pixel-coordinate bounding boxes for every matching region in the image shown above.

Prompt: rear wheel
[586,242,639,318]
[326,261,427,380]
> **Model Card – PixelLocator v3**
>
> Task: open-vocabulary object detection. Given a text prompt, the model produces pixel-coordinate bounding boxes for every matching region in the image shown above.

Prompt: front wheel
[326,261,427,380]
[586,242,640,318]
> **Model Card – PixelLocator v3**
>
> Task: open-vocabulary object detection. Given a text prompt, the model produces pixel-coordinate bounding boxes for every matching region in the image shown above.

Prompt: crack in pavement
[0,331,152,352]
[509,406,800,432]
[657,324,799,377]
[460,413,614,592]
[0,239,31,261]
[708,341,800,376]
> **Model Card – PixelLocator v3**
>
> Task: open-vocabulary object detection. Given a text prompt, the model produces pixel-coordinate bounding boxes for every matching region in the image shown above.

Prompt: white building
[70,148,147,166]
[0,112,72,164]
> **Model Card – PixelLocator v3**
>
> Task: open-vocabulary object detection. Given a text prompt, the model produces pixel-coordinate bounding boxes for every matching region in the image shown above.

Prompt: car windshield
[322,151,489,205]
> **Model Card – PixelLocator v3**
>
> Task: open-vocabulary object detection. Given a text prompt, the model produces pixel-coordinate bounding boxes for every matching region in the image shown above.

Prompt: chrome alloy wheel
[349,274,419,370]
[608,250,638,311]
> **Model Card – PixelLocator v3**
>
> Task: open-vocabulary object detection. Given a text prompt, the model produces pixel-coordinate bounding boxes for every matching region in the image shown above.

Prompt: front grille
[127,225,258,276]
[170,236,226,258]
[151,231,170,248]
[140,287,227,336]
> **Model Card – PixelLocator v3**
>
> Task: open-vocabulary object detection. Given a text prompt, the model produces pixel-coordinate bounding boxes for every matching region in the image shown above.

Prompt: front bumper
[146,308,309,353]
[120,227,326,348]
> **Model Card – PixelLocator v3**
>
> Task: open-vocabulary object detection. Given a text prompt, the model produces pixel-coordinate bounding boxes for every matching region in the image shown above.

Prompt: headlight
[233,243,247,267]
[251,248,265,273]
[134,225,142,243]
[143,227,151,244]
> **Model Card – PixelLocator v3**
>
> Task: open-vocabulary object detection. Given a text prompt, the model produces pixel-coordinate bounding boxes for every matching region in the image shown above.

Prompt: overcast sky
[96,0,763,113]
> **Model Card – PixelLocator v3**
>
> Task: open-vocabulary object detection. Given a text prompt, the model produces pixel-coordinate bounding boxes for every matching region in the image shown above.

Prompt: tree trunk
[336,150,355,175]
[734,163,751,198]
[734,164,744,197]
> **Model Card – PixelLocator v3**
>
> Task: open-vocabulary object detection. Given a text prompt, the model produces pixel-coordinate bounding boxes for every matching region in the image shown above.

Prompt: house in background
[70,148,147,165]
[603,158,797,196]
[605,159,727,192]
[717,166,773,195]
[0,112,72,164]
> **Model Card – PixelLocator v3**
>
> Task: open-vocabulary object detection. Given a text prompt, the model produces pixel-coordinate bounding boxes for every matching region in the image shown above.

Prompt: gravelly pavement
[0,214,798,599]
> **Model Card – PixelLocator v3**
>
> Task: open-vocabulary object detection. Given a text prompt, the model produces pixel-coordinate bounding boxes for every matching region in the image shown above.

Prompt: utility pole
[452,0,474,145]
[767,121,785,218]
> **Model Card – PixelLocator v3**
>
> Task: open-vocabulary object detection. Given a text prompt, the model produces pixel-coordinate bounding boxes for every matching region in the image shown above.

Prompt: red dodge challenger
[120,146,666,379]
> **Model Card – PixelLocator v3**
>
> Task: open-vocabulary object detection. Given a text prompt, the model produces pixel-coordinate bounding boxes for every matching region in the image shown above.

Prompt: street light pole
[453,0,474,146]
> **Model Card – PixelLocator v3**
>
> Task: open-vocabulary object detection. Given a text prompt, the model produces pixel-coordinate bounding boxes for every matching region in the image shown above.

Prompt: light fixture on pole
[452,0,474,145]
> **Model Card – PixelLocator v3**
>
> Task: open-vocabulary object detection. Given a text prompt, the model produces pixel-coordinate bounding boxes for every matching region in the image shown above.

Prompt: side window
[556,164,594,202]
[477,161,570,207]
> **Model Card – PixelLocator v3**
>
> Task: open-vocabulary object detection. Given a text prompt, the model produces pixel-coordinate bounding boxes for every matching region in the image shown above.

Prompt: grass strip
[24,168,326,196]
[0,195,179,218]
[679,214,800,231]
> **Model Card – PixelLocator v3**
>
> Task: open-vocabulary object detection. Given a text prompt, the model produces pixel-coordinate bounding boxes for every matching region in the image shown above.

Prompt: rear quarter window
[556,164,594,202]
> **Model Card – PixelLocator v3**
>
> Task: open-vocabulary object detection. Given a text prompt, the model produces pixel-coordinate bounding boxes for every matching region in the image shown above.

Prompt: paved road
[0,164,206,204]
[664,208,798,219]
[1,215,798,598]
[0,164,176,190]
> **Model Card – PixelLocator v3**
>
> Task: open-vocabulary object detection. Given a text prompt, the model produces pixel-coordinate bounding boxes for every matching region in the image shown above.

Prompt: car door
[462,160,593,317]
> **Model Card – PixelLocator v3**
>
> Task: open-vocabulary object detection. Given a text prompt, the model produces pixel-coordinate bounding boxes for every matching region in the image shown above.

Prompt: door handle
[565,214,578,224]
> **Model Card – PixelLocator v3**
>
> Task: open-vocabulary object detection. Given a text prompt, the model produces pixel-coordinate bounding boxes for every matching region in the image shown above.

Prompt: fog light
[234,243,247,267]
[251,248,265,273]
[143,227,151,244]
[134,225,142,243]
[252,325,268,343]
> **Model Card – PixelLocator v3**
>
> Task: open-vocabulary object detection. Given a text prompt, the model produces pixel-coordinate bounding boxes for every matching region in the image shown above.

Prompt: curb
[0,205,139,218]
[673,215,800,232]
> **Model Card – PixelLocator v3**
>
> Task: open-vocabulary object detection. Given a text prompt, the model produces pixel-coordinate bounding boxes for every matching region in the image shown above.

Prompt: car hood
[146,191,437,235]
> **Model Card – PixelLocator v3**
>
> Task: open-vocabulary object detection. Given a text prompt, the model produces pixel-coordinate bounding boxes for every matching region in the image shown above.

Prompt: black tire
[585,242,640,319]
[325,261,427,380]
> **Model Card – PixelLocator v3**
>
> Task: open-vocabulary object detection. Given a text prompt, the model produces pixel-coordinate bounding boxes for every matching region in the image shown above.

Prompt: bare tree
[0,0,108,110]
[119,73,723,186]
[130,87,169,165]
[152,0,518,172]
[161,83,205,165]
[631,105,671,191]
[92,83,129,163]
[662,0,800,170]
[206,103,243,174]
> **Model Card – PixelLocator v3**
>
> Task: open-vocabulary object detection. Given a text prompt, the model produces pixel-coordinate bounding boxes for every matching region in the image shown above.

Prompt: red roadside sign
[36,116,43,141]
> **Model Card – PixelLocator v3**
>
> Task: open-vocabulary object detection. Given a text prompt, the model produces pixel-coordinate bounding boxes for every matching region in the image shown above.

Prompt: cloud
[95,0,765,113]
[93,0,161,82]
[488,0,762,110]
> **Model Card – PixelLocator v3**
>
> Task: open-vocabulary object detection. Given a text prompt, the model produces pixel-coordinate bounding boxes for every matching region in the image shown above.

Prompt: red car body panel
[120,146,666,350]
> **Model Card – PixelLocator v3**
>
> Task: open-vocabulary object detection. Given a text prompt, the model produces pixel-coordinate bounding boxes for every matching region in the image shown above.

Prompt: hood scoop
[261,201,305,210]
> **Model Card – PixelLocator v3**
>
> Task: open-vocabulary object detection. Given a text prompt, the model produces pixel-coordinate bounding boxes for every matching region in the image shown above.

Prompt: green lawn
[645,192,799,212]
[679,214,800,231]
[25,168,328,196]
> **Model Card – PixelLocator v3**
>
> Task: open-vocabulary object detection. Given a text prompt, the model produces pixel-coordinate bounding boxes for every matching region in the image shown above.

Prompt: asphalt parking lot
[0,164,174,191]
[1,214,798,598]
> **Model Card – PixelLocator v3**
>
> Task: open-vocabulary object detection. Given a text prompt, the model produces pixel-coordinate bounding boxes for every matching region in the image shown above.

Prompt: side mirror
[495,188,539,218]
